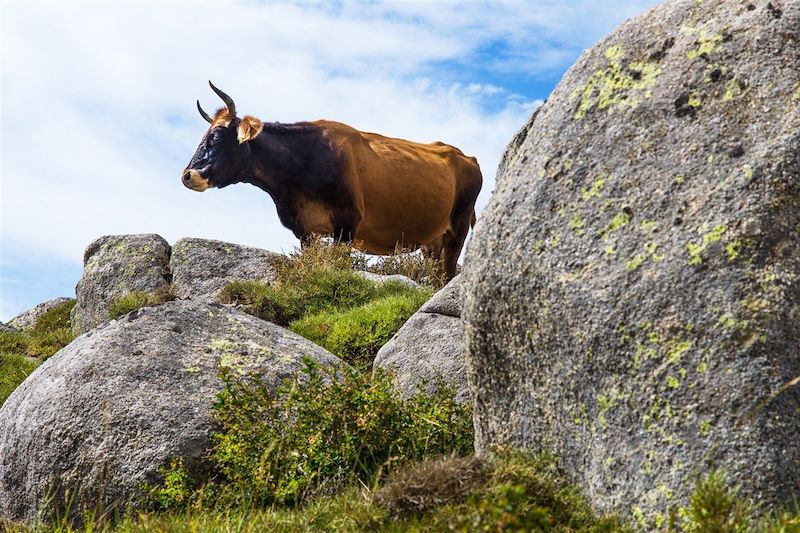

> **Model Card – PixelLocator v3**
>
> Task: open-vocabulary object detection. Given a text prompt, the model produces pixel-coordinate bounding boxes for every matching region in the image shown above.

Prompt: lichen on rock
[463,0,800,525]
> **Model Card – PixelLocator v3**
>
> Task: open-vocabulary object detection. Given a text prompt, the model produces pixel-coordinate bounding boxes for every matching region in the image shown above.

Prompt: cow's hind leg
[442,211,471,280]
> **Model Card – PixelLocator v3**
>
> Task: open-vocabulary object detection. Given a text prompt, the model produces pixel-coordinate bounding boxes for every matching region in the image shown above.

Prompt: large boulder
[0,300,343,525]
[464,0,800,524]
[0,322,16,333]
[8,298,75,331]
[374,276,469,403]
[71,234,171,333]
[170,238,282,302]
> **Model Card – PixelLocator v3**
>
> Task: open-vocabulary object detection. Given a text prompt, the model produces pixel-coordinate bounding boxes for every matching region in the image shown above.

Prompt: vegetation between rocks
[0,300,76,362]
[0,353,39,406]
[219,240,435,367]
[145,359,473,511]
[108,287,175,320]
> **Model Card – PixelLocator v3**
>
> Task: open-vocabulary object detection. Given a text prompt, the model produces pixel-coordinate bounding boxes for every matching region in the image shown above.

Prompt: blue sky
[0,1,657,321]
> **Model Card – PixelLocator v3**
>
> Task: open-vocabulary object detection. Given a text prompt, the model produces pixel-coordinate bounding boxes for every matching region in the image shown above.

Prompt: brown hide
[314,121,482,257]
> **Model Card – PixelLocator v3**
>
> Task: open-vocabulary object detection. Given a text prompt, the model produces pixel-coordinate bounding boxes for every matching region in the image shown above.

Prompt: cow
[182,81,482,280]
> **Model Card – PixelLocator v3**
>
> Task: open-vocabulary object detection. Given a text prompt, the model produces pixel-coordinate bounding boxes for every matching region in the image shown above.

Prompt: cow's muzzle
[182,169,212,192]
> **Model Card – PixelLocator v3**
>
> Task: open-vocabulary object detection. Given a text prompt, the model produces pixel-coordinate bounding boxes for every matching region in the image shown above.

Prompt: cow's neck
[239,121,342,236]
[242,122,317,197]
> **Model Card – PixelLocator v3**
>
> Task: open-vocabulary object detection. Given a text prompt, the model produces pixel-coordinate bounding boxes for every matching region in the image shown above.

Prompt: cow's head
[182,81,263,192]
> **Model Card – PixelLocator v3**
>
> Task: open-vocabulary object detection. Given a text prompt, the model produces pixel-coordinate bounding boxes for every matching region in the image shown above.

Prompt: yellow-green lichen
[674,175,686,185]
[573,45,661,119]
[597,388,627,430]
[569,214,586,233]
[579,177,605,201]
[602,210,631,240]
[641,220,658,232]
[723,77,740,101]
[726,237,753,263]
[688,91,702,108]
[626,254,646,271]
[687,224,726,265]
[687,29,723,60]
[699,419,711,436]
[793,82,800,101]
[667,339,692,365]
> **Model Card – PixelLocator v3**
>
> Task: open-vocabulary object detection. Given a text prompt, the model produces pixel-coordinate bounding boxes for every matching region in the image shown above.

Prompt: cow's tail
[470,210,477,228]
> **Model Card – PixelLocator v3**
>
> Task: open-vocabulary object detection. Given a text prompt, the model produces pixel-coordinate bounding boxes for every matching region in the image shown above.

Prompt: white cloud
[0,0,658,319]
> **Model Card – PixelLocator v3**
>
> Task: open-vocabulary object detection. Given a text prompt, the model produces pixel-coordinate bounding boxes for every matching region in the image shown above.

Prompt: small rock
[71,234,171,333]
[374,276,468,403]
[354,271,420,289]
[170,237,282,302]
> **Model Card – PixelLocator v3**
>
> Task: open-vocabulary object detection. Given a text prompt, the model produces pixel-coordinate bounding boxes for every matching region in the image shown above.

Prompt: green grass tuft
[0,352,40,406]
[108,287,175,319]
[289,289,432,369]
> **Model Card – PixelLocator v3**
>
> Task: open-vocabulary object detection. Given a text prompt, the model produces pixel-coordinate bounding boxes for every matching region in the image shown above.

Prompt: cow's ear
[237,115,264,143]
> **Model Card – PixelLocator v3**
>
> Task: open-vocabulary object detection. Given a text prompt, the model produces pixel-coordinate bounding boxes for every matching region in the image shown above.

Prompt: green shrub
[0,300,76,360]
[290,289,432,369]
[674,471,752,533]
[0,352,40,405]
[108,287,175,319]
[154,359,472,510]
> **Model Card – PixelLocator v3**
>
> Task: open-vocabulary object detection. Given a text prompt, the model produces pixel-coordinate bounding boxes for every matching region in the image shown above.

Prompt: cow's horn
[196,100,213,123]
[209,80,236,117]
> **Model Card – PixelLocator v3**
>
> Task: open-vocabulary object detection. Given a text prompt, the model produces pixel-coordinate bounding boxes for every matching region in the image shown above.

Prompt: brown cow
[182,82,482,279]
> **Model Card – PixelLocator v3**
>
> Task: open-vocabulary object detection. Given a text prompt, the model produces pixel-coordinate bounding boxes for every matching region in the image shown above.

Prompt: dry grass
[375,455,487,518]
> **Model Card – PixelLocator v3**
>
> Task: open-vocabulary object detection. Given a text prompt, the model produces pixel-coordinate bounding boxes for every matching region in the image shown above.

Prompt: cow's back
[313,120,479,253]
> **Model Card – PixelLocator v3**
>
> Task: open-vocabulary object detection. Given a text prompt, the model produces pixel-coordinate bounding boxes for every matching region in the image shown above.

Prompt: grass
[108,287,175,320]
[0,352,40,405]
[10,463,796,532]
[219,240,445,329]
[0,300,76,361]
[220,240,434,368]
[289,289,432,369]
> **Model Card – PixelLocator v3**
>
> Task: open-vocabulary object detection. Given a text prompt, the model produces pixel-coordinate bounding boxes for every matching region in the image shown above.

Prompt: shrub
[0,352,40,405]
[156,359,472,510]
[108,286,175,319]
[674,471,752,533]
[0,300,76,360]
[289,288,432,369]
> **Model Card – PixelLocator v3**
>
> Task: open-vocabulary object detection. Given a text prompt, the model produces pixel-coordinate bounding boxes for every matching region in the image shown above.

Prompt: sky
[0,0,658,322]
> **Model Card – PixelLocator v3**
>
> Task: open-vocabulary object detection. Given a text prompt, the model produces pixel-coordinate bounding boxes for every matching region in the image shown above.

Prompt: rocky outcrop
[170,238,282,302]
[0,322,17,333]
[71,235,171,333]
[464,0,800,523]
[8,298,75,331]
[354,271,420,289]
[0,300,343,525]
[374,276,469,403]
